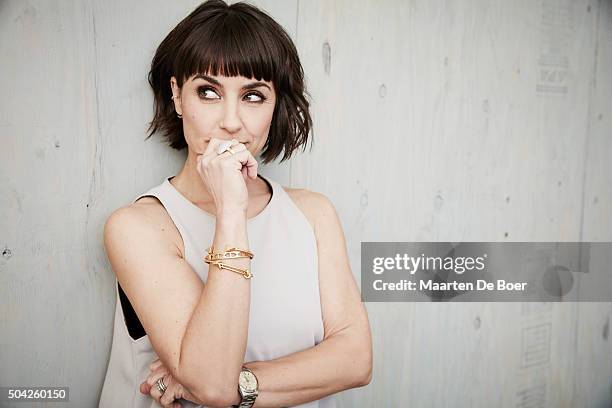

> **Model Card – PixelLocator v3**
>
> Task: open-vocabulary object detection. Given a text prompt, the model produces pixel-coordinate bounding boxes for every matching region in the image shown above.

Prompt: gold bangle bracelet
[204,252,252,262]
[203,246,254,279]
[204,248,253,265]
[205,246,254,259]
[209,261,253,279]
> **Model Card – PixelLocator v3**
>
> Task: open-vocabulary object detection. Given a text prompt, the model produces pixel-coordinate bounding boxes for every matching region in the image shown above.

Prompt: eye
[197,86,220,100]
[244,92,266,103]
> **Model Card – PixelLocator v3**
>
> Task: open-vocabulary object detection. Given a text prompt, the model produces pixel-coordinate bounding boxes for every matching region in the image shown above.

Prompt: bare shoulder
[282,186,338,235]
[104,196,183,258]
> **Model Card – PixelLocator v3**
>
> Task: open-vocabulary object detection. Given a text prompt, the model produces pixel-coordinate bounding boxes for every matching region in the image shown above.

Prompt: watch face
[239,370,258,392]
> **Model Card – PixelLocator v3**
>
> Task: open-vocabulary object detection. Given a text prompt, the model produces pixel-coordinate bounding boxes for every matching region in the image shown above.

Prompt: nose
[219,99,242,134]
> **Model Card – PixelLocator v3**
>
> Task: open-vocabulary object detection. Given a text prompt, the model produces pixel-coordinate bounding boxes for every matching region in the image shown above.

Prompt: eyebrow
[193,74,271,91]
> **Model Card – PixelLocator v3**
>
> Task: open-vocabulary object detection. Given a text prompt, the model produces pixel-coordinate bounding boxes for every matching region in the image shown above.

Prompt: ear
[170,76,183,116]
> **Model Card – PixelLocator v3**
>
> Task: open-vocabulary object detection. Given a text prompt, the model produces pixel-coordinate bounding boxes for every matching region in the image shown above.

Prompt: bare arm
[178,212,252,404]
[242,328,371,407]
[104,205,250,407]
[231,191,373,407]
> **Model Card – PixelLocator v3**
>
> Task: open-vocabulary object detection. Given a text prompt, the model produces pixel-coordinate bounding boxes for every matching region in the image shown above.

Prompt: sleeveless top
[99,174,337,408]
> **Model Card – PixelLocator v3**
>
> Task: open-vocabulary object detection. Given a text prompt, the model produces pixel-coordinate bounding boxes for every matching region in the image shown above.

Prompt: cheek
[244,107,275,136]
[182,105,215,140]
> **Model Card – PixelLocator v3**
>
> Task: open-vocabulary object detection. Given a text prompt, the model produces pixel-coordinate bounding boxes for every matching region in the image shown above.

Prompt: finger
[203,137,239,157]
[146,366,169,388]
[148,373,172,405]
[159,376,181,407]
[201,139,241,175]
[247,155,258,180]
[225,145,257,179]
[215,146,258,178]
[149,359,161,371]
[213,142,247,161]
[239,149,259,179]
[140,381,150,394]
[202,137,222,156]
[148,380,163,403]
[211,145,248,173]
[145,365,169,402]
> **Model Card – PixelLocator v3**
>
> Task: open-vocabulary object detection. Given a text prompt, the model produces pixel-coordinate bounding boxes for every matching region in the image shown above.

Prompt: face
[170,73,276,157]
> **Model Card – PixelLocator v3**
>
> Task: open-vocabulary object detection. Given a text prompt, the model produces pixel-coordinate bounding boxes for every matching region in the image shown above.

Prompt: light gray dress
[99,174,337,408]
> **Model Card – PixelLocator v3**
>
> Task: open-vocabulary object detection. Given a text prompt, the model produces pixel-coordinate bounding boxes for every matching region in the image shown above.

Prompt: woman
[99,1,372,407]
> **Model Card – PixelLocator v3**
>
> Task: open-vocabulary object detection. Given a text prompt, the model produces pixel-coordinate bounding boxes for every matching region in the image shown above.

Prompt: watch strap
[234,367,258,408]
[236,392,257,407]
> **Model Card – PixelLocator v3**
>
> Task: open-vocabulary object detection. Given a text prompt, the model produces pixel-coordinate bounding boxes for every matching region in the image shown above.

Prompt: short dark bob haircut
[146,0,313,164]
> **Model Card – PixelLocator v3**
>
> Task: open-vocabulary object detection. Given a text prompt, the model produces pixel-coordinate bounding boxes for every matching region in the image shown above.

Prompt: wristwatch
[232,366,258,408]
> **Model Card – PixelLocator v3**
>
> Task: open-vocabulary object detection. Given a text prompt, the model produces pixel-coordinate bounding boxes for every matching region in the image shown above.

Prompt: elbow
[178,364,237,407]
[353,344,373,388]
[358,363,373,387]
[192,385,236,408]
[180,372,237,407]
[177,348,238,406]
[338,325,373,389]
[355,356,372,387]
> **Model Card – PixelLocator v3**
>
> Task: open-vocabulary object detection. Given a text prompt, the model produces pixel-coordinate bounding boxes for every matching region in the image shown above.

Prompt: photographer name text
[372,279,528,291]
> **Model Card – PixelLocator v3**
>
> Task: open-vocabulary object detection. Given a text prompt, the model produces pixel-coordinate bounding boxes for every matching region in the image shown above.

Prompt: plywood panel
[573,0,612,406]
[0,1,105,406]
[291,0,610,407]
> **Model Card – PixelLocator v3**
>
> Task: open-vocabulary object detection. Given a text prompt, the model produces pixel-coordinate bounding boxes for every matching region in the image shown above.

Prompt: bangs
[173,12,279,85]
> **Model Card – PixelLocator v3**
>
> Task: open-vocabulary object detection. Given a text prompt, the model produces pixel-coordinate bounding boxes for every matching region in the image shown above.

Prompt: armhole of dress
[118,281,146,341]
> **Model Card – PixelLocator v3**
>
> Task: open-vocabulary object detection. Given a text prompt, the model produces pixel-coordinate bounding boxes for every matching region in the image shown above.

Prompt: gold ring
[217,140,238,155]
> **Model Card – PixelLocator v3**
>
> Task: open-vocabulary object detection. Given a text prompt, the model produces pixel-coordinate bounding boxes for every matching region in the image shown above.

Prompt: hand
[140,358,199,407]
[196,137,259,216]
